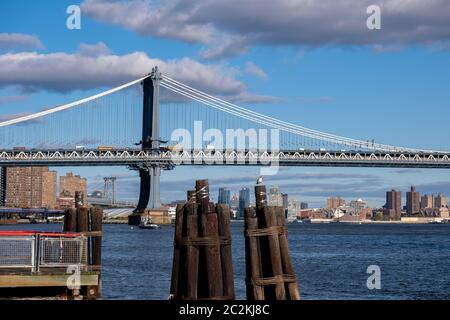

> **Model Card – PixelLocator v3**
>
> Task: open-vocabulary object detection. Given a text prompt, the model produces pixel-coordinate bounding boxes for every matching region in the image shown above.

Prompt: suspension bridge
[1,67,449,212]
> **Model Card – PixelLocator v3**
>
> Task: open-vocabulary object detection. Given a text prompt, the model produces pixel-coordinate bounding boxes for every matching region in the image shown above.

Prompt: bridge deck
[1,149,450,168]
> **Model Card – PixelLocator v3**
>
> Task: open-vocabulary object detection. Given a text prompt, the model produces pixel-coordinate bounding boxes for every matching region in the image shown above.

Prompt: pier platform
[0,231,101,299]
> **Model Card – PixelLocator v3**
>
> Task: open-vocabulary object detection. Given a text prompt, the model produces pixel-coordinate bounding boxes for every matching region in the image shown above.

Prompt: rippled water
[2,223,449,300]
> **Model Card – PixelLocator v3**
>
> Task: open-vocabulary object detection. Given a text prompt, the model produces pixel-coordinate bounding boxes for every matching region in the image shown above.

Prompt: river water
[1,222,449,300]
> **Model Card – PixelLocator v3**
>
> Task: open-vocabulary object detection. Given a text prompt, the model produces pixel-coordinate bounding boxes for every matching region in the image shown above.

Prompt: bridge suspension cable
[0,75,150,128]
[160,75,444,154]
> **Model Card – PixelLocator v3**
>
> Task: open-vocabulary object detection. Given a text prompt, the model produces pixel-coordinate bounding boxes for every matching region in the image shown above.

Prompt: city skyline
[1,1,450,208]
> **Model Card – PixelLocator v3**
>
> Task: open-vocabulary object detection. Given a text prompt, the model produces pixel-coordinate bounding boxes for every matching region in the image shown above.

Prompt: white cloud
[81,0,213,43]
[0,46,279,103]
[244,62,269,81]
[77,42,111,57]
[0,33,44,51]
[81,0,450,58]
[199,35,250,60]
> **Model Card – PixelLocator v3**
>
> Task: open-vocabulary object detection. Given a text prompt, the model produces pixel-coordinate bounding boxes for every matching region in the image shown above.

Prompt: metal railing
[0,231,87,271]
[39,236,87,267]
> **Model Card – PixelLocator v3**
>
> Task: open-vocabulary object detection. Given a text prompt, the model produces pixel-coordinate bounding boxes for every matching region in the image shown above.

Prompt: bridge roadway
[1,148,450,169]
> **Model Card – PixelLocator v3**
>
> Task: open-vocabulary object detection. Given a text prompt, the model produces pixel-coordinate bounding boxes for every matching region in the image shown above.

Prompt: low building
[56,197,75,210]
[438,207,449,219]
[60,172,87,204]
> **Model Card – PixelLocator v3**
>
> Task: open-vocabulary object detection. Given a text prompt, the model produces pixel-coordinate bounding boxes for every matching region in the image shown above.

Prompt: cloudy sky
[1,0,450,207]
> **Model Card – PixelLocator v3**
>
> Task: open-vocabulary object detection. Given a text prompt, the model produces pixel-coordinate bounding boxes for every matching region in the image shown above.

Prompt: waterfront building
[0,167,6,206]
[386,189,402,220]
[6,167,56,209]
[326,197,345,209]
[218,187,231,206]
[60,172,87,204]
[439,207,449,219]
[287,199,301,220]
[349,199,367,213]
[420,194,434,209]
[238,187,250,219]
[406,186,421,214]
[435,193,447,208]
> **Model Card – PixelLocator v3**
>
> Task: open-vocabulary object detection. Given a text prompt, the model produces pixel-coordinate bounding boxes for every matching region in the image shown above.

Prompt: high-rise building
[218,187,231,206]
[386,189,402,219]
[326,197,345,209]
[230,193,239,209]
[6,167,56,209]
[420,194,434,209]
[268,185,283,206]
[435,193,447,208]
[238,187,250,219]
[0,167,6,206]
[406,186,420,214]
[300,202,309,210]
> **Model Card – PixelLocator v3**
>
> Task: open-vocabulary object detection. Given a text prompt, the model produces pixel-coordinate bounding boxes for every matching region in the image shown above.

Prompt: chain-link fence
[0,235,34,268]
[0,232,87,270]
[40,236,87,267]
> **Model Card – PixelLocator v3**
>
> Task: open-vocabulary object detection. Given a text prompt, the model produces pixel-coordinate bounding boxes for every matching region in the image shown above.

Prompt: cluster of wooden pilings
[170,179,235,300]
[245,184,300,300]
[63,205,103,268]
[170,179,300,301]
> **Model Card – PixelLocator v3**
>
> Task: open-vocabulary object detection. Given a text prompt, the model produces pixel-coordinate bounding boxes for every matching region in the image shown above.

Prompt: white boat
[139,218,161,229]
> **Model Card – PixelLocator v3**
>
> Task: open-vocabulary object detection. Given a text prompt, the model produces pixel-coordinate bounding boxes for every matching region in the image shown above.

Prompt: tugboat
[139,217,161,229]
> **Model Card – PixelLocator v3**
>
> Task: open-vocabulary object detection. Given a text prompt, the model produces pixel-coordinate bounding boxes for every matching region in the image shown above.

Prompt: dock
[0,208,102,300]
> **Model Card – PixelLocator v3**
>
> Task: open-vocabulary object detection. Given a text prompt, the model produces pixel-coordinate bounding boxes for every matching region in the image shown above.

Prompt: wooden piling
[187,190,197,203]
[255,185,267,211]
[244,207,265,300]
[64,208,77,232]
[89,207,103,267]
[275,207,300,300]
[254,184,273,299]
[77,207,89,233]
[185,202,199,299]
[263,206,286,300]
[217,204,234,299]
[196,179,223,298]
[170,203,185,297]
[75,191,84,208]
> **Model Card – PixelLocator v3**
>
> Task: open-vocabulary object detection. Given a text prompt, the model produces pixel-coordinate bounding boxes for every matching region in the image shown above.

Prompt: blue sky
[1,0,450,207]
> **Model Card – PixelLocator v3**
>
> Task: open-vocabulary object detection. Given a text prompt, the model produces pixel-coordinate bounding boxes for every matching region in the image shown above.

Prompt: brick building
[386,189,402,220]
[326,197,345,209]
[59,172,87,204]
[6,167,56,209]
[406,186,420,214]
[0,167,6,206]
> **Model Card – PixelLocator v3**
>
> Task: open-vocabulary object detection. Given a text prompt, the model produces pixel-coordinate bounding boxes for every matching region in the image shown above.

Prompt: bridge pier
[129,66,164,225]
[134,166,161,213]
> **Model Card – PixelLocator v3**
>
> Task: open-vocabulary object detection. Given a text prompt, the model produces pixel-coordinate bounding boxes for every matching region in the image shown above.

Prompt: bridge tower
[133,66,163,215]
